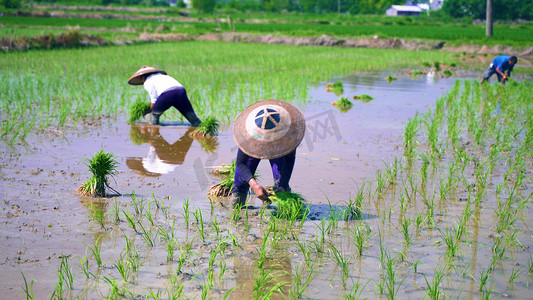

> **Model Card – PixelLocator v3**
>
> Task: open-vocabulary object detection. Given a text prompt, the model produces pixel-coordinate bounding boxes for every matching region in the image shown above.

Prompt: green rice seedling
[113,254,131,282]
[182,198,190,230]
[409,70,426,76]
[404,114,420,162]
[128,98,151,123]
[144,202,155,227]
[345,279,369,300]
[129,190,145,215]
[351,222,370,256]
[352,94,374,103]
[87,240,103,268]
[343,196,362,221]
[424,266,446,300]
[289,262,316,299]
[385,75,398,83]
[401,217,412,246]
[58,256,74,291]
[191,116,219,137]
[479,267,492,292]
[412,259,421,274]
[20,271,34,300]
[383,250,405,299]
[147,288,163,299]
[269,191,307,221]
[111,199,121,224]
[193,208,206,243]
[78,150,119,197]
[438,226,459,260]
[328,243,351,288]
[211,216,221,239]
[137,220,155,247]
[252,268,286,300]
[75,256,94,279]
[442,69,453,77]
[421,61,432,68]
[508,266,522,283]
[326,81,344,95]
[122,208,138,233]
[433,61,441,72]
[332,97,353,113]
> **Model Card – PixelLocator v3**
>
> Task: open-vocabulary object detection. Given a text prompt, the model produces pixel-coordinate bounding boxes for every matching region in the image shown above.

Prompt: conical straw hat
[128,66,167,85]
[233,99,306,159]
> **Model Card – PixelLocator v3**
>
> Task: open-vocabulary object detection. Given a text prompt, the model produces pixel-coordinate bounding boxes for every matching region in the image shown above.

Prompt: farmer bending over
[128,66,202,126]
[481,55,517,85]
[230,99,306,207]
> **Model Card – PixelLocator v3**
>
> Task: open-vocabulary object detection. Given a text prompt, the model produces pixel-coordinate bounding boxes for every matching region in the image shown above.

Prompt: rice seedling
[289,262,316,299]
[111,199,121,224]
[193,208,207,243]
[75,256,94,279]
[424,266,446,300]
[129,190,145,215]
[401,217,412,246]
[137,220,155,247]
[331,97,353,113]
[352,94,374,103]
[442,69,453,77]
[326,81,344,95]
[20,271,34,300]
[123,208,138,233]
[479,267,492,292]
[344,280,369,300]
[113,254,131,282]
[78,150,119,197]
[328,243,351,288]
[351,222,370,256]
[182,198,190,230]
[382,250,405,299]
[438,226,460,260]
[385,75,398,83]
[269,191,307,221]
[127,98,151,123]
[508,266,522,283]
[409,70,426,76]
[87,240,103,268]
[190,116,219,137]
[252,268,286,300]
[207,161,236,199]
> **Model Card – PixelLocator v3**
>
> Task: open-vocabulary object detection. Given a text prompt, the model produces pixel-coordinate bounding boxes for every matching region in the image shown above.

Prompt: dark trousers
[233,150,296,196]
[152,87,201,126]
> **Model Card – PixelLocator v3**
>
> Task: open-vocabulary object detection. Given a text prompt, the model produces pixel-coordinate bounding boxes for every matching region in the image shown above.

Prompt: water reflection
[126,124,196,176]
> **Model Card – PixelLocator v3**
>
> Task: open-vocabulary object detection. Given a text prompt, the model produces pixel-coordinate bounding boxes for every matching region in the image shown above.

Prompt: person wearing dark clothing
[232,149,296,206]
[230,99,306,207]
[128,66,202,126]
[481,55,517,84]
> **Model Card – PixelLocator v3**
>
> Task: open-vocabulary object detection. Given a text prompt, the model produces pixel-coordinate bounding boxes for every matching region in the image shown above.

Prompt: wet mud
[1,74,532,299]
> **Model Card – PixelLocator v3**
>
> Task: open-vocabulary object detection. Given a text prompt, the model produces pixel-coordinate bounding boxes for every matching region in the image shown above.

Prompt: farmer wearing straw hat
[128,66,202,126]
[231,99,306,207]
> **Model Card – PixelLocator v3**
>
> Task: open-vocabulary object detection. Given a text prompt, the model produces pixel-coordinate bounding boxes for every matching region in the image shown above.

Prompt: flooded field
[1,74,532,299]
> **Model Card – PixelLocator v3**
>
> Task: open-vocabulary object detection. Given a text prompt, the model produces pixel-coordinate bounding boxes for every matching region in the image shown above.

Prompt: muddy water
[1,74,531,299]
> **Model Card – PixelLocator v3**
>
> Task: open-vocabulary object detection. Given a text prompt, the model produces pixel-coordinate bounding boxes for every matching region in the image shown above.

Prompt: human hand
[249,180,270,201]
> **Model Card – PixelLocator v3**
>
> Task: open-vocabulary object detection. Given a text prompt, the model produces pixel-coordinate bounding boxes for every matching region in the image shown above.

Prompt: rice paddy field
[0,39,532,299]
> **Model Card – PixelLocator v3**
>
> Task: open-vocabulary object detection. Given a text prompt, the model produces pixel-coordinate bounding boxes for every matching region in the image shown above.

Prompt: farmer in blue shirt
[230,99,306,207]
[481,55,517,84]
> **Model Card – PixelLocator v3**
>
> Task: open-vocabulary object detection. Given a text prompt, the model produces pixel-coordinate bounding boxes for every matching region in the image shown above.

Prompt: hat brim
[128,68,167,85]
[233,99,306,159]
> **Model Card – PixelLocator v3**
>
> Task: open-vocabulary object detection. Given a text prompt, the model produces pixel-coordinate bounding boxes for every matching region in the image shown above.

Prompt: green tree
[2,0,22,8]
[192,0,216,13]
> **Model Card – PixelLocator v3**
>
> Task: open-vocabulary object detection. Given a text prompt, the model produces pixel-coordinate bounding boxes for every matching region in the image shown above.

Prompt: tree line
[3,0,532,20]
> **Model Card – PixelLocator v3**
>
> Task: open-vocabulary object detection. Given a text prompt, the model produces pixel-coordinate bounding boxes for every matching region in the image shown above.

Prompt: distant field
[2,15,533,47]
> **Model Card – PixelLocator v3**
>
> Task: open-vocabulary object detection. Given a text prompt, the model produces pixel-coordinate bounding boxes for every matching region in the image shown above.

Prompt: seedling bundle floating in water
[332,97,353,112]
[78,150,119,197]
[352,94,374,103]
[128,99,151,123]
[268,191,307,220]
[326,81,344,95]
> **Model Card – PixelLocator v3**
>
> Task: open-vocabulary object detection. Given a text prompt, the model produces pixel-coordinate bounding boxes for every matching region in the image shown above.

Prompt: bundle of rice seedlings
[385,75,398,83]
[352,94,374,103]
[442,70,453,77]
[128,99,151,123]
[268,191,307,220]
[326,81,344,95]
[207,161,236,198]
[78,150,119,197]
[332,97,353,112]
[210,161,235,176]
[190,116,219,138]
[409,70,426,76]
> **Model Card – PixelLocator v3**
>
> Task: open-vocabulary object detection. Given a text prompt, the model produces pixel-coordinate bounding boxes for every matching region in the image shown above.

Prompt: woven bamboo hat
[128,66,167,85]
[233,99,306,159]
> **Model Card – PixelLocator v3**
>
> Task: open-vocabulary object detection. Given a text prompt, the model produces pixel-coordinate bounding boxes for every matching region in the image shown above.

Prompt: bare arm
[248,178,269,201]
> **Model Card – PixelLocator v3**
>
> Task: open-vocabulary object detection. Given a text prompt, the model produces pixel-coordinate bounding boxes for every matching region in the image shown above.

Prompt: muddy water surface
[1,74,531,299]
